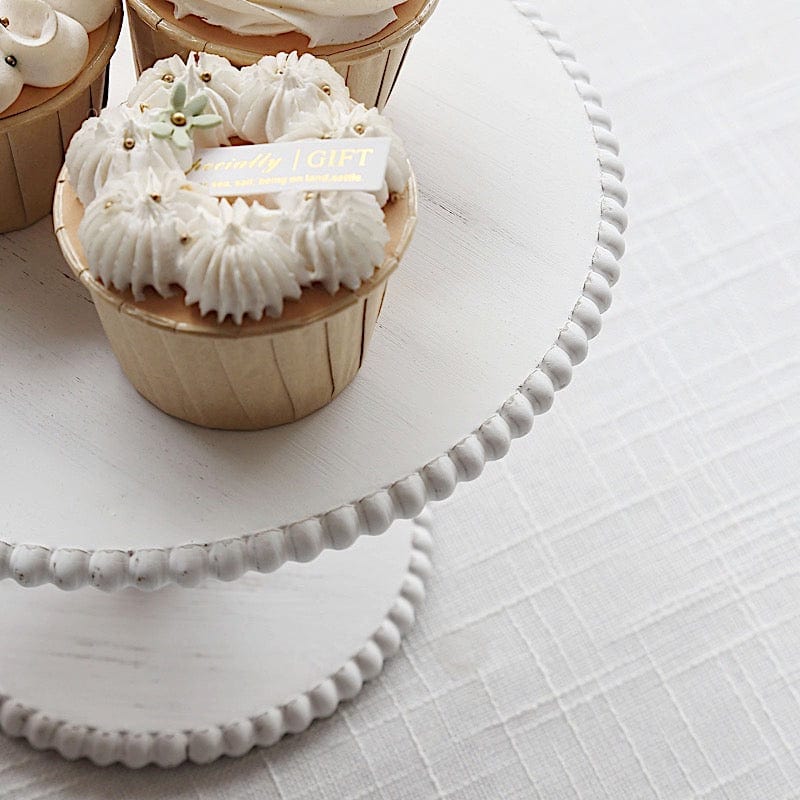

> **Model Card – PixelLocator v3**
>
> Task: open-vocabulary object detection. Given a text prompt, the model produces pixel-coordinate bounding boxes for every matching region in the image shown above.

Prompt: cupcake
[54,51,417,430]
[0,0,122,233]
[126,0,439,109]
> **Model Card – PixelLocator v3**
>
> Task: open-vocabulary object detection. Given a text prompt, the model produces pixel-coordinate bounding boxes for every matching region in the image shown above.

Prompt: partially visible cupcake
[55,51,417,430]
[0,0,122,233]
[126,0,439,109]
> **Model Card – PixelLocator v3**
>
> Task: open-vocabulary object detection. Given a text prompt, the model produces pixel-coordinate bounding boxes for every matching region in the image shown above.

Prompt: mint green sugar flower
[150,81,222,149]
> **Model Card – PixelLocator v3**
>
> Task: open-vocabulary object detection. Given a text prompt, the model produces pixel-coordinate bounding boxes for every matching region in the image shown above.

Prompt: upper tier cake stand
[0,0,626,769]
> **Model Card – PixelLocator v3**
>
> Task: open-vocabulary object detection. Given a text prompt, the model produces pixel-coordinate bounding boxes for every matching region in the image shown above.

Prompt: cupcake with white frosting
[0,0,121,233]
[55,50,417,430]
[126,0,439,110]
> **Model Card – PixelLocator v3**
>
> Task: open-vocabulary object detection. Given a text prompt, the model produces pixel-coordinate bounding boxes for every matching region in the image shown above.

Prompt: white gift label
[189,138,391,196]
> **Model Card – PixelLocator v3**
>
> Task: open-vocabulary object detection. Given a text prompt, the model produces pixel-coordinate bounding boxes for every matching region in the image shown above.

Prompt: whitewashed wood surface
[7,0,794,797]
[0,0,599,554]
[0,521,418,736]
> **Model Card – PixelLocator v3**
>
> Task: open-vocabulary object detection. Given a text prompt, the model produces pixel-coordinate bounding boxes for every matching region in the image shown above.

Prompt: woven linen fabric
[2,0,799,797]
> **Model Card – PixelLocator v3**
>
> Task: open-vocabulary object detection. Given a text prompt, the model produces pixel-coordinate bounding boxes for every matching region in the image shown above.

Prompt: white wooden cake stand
[0,0,626,768]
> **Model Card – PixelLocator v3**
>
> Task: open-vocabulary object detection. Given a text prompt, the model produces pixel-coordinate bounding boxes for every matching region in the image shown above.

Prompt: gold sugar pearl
[104,201,114,209]
[180,234,190,244]
[321,84,331,95]
[0,17,9,27]
[170,111,187,127]
[150,194,162,203]
[4,54,17,68]
[354,123,366,135]
[123,137,136,150]
[304,192,316,201]
[199,71,212,82]
[162,73,174,83]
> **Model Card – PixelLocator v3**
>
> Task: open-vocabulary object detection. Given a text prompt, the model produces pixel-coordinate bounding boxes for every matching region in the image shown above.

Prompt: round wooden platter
[0,0,626,591]
[0,0,626,769]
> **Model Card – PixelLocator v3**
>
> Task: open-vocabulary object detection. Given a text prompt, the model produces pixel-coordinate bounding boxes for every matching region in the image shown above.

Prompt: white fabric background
[2,0,799,797]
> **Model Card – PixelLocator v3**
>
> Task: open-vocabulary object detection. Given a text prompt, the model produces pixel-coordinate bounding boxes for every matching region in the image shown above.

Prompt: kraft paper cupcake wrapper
[125,0,439,109]
[0,6,123,235]
[53,170,418,431]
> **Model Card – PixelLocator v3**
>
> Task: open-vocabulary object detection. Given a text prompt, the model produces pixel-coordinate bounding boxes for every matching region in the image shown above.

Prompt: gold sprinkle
[123,137,135,150]
[4,54,17,68]
[199,71,212,82]
[150,194,162,203]
[180,234,190,244]
[354,123,366,135]
[162,73,174,83]
[104,200,114,209]
[321,84,331,95]
[139,102,150,113]
[0,17,9,27]
[304,192,316,201]
[321,133,332,140]
[170,111,187,127]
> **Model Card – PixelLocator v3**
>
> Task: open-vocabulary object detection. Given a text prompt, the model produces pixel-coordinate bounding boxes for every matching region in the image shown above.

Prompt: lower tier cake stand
[0,518,432,768]
[0,0,626,768]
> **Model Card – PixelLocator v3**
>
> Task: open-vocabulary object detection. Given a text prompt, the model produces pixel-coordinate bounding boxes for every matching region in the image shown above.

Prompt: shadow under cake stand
[0,0,626,768]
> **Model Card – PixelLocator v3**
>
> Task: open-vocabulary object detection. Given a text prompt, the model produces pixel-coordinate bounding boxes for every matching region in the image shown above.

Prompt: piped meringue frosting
[78,170,217,300]
[235,51,349,143]
[66,105,193,205]
[69,50,410,325]
[128,53,242,147]
[180,198,310,323]
[168,0,405,47]
[0,0,117,113]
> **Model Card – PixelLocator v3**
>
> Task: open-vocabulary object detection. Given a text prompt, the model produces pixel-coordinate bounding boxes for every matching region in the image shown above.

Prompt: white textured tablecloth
[2,0,799,797]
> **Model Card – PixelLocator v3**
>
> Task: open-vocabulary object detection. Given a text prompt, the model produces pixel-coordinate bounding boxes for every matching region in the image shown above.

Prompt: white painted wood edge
[0,0,627,592]
[0,516,433,768]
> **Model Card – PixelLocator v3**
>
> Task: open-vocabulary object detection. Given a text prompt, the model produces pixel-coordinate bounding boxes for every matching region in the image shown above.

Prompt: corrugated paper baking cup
[53,171,418,431]
[0,5,123,234]
[126,0,439,109]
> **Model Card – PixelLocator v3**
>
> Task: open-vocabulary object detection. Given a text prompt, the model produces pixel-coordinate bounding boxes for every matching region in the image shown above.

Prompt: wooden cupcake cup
[126,0,439,109]
[0,6,123,234]
[54,171,418,431]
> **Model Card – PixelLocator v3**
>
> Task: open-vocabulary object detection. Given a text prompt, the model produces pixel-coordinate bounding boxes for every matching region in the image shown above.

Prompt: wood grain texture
[125,0,437,109]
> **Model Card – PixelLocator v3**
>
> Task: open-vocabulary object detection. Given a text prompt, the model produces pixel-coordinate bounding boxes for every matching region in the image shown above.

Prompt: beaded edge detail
[0,1,627,593]
[0,514,432,767]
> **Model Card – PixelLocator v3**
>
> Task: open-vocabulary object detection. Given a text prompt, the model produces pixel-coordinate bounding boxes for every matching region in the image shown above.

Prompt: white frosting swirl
[235,51,348,143]
[80,169,217,299]
[0,0,116,113]
[66,105,192,206]
[47,0,117,31]
[168,0,402,47]
[128,53,242,147]
[70,51,409,325]
[278,190,389,293]
[180,198,309,323]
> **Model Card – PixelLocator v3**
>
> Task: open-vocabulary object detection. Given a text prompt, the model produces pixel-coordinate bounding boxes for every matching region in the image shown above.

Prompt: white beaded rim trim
[0,1,627,592]
[0,515,432,768]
